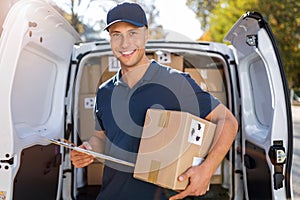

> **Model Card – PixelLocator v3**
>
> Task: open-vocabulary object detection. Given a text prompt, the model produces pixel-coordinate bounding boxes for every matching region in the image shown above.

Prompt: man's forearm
[88,130,106,153]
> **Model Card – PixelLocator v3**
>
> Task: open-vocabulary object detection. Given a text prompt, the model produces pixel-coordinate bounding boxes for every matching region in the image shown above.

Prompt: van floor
[76,184,229,200]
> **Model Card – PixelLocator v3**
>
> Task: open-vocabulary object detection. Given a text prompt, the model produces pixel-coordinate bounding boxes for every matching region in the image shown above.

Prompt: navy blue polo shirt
[94,60,220,200]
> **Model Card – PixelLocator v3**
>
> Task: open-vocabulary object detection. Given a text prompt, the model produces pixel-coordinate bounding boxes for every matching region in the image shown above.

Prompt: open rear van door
[224,12,293,200]
[0,0,80,199]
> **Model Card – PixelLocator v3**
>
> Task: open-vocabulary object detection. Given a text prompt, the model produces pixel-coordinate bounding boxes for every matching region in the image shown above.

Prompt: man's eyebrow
[109,30,121,34]
[126,28,141,32]
[110,27,143,34]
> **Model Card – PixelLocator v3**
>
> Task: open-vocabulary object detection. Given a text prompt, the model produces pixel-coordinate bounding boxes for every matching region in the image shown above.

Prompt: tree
[186,0,220,32]
[256,0,300,88]
[186,0,300,89]
[51,0,109,41]
[207,0,258,42]
[52,0,159,41]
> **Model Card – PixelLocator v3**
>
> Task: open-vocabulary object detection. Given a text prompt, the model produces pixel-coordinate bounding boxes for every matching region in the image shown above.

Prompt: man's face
[108,22,148,69]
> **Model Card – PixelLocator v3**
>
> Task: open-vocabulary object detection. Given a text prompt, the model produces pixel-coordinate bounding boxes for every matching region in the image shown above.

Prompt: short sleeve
[94,94,105,131]
[94,112,103,131]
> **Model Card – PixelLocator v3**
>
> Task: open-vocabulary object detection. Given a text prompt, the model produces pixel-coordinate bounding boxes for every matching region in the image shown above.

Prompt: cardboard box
[154,52,183,72]
[80,64,102,94]
[87,160,104,185]
[100,56,119,83]
[100,67,117,83]
[184,68,227,105]
[184,68,225,92]
[134,109,216,190]
[184,68,207,91]
[78,94,96,141]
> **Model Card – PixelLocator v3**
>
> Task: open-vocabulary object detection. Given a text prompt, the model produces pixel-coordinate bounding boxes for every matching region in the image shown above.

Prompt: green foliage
[208,0,259,42]
[186,0,220,31]
[256,0,300,88]
[186,0,300,88]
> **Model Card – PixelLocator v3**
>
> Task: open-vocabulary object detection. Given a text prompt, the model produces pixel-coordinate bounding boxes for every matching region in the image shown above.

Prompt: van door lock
[0,154,14,166]
[268,140,286,190]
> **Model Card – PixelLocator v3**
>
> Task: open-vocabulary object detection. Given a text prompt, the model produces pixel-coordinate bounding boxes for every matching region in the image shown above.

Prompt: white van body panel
[0,0,80,199]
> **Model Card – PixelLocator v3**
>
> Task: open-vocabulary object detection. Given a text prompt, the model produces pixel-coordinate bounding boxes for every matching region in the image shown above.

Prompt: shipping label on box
[188,119,206,145]
[133,109,216,190]
[154,52,184,72]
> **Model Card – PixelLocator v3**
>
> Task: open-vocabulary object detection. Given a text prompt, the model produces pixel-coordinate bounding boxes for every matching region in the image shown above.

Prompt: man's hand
[70,141,95,168]
[169,163,212,200]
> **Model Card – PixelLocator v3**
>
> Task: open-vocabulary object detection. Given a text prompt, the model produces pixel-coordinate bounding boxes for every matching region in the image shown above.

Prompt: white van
[0,0,293,199]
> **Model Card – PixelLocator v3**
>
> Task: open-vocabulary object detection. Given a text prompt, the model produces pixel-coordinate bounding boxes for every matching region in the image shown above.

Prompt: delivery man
[70,2,238,200]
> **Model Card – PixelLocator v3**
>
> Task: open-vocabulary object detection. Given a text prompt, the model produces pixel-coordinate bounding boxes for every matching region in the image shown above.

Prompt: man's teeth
[122,50,134,55]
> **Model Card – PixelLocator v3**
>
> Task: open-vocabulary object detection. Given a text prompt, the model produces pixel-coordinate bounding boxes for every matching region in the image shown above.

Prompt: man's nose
[120,34,131,48]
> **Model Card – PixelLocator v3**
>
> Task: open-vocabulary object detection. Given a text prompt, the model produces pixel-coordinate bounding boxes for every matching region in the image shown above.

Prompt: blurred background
[52,0,300,95]
[1,0,299,92]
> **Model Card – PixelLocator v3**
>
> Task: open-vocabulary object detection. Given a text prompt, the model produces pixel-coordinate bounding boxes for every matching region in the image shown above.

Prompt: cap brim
[104,19,145,31]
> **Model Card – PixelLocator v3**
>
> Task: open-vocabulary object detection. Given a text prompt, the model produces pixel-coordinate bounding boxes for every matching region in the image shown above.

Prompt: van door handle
[268,140,286,190]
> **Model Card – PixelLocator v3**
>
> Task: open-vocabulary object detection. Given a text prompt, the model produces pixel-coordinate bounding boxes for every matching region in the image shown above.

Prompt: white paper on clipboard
[48,139,135,167]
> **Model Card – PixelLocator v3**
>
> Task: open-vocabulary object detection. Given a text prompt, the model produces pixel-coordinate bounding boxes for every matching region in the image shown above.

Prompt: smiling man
[70,2,238,200]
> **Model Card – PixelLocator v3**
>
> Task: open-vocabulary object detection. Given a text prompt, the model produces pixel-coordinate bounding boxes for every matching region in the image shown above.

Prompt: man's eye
[129,31,137,36]
[112,33,121,38]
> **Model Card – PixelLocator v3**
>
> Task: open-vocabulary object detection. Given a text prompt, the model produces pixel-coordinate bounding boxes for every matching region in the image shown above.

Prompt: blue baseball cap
[104,2,148,31]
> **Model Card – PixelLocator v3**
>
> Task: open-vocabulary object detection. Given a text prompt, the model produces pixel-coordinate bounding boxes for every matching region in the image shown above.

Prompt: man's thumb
[82,141,93,150]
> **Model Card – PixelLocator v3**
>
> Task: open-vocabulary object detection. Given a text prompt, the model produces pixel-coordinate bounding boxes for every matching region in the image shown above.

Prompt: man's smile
[121,50,136,56]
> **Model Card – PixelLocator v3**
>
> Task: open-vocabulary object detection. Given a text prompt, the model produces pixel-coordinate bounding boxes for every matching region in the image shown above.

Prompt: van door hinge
[268,140,286,190]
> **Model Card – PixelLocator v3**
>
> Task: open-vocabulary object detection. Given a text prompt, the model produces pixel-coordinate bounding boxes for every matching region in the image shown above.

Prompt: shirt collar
[113,59,159,86]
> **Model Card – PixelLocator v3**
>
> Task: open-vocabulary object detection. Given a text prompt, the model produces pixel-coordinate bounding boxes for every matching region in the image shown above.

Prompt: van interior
[72,47,233,199]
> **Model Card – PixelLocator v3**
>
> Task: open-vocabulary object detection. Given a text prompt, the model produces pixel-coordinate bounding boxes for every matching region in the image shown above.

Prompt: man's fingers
[73,157,94,168]
[63,139,76,146]
[70,142,95,168]
[177,166,194,182]
[71,152,94,168]
[169,187,191,200]
[168,168,193,200]
[169,166,209,199]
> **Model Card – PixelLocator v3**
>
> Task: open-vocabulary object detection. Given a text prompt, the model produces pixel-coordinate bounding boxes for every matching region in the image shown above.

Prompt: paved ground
[292,105,300,199]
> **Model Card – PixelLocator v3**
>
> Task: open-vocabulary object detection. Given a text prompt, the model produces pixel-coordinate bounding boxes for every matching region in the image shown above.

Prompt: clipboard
[48,139,135,167]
